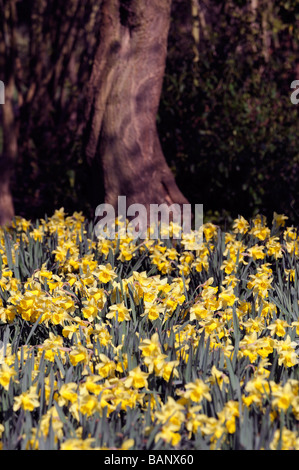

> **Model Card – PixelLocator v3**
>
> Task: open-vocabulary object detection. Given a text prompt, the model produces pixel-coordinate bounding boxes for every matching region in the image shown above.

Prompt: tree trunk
[85,0,188,222]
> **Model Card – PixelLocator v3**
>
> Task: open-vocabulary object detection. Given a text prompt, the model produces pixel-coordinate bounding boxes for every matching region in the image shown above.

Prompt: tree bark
[85,0,188,222]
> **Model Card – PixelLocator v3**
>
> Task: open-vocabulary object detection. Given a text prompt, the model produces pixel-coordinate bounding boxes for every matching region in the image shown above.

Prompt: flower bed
[0,209,298,450]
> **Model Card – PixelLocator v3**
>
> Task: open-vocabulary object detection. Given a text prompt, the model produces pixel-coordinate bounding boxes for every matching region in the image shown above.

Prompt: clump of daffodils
[0,209,298,450]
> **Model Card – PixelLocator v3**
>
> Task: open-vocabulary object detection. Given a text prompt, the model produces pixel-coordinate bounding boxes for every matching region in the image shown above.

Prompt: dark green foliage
[159,0,299,223]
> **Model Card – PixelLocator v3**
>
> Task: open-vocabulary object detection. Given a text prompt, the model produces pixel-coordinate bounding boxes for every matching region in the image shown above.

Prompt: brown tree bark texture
[85,0,188,220]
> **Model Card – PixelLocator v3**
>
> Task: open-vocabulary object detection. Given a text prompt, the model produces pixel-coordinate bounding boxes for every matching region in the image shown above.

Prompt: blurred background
[0,0,299,226]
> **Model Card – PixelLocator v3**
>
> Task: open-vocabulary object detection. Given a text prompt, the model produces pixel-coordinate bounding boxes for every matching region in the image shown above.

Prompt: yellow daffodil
[270,428,299,450]
[97,263,117,284]
[155,424,181,446]
[124,366,149,389]
[13,386,40,412]
[267,318,290,338]
[57,382,78,406]
[0,363,17,390]
[178,379,212,403]
[69,345,90,366]
[107,302,131,322]
[95,354,116,378]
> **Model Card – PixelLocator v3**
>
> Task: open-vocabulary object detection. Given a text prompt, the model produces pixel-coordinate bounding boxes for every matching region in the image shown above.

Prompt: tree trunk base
[85,0,188,224]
